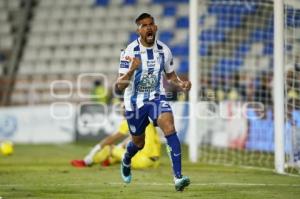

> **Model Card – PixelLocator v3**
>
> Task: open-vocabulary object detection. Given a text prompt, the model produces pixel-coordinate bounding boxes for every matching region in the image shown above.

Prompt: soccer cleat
[71,159,87,168]
[174,176,190,191]
[120,161,131,183]
[101,159,110,167]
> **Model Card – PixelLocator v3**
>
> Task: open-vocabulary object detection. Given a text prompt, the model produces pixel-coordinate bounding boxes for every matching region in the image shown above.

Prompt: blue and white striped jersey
[119,38,174,111]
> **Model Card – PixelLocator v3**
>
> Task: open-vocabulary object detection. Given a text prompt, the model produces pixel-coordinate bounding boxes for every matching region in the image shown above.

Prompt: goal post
[188,0,199,163]
[274,0,285,174]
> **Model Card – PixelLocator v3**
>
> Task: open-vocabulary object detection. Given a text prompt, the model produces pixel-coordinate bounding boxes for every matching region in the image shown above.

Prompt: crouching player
[71,119,161,169]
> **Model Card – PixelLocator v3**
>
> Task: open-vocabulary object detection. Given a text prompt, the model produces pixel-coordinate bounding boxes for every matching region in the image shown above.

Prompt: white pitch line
[0,182,300,187]
[108,182,300,187]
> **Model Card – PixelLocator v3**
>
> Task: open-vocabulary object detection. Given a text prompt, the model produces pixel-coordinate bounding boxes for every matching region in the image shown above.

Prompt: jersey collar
[138,37,157,50]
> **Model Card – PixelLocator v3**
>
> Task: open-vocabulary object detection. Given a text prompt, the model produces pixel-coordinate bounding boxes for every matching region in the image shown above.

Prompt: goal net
[284,0,300,171]
[189,0,300,173]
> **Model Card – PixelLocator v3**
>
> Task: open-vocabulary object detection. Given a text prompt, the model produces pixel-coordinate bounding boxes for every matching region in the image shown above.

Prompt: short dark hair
[135,13,154,25]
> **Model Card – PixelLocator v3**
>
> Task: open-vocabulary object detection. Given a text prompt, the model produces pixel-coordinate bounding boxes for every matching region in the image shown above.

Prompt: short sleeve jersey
[119,38,174,111]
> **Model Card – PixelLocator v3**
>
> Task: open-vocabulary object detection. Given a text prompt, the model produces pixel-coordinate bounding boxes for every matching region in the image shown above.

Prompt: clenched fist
[125,56,141,72]
[179,81,192,91]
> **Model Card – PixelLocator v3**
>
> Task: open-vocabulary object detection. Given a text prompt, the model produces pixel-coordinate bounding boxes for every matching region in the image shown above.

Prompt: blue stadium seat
[286,8,300,27]
[215,58,243,75]
[266,18,274,32]
[129,32,138,42]
[153,0,170,4]
[163,5,177,16]
[95,0,109,6]
[250,28,270,42]
[216,15,242,28]
[153,0,188,4]
[199,44,210,56]
[176,16,189,28]
[159,31,174,44]
[171,45,189,57]
[123,0,136,5]
[235,42,251,56]
[263,42,273,55]
[208,4,257,15]
[208,5,231,15]
[200,29,225,42]
[177,59,189,74]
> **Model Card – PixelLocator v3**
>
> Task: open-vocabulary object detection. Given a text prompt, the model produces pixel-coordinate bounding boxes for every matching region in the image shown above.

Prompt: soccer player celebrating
[116,13,191,191]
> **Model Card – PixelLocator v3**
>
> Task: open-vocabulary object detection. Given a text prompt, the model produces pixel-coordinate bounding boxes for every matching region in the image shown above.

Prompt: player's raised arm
[116,56,141,91]
[165,71,192,92]
[163,44,191,92]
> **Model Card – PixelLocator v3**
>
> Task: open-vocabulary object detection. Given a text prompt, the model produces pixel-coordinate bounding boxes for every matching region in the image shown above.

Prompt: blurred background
[0,0,300,173]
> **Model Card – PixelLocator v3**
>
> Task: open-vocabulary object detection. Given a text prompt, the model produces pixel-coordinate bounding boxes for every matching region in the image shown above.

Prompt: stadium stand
[14,0,189,104]
[6,0,298,109]
[0,0,24,104]
[0,0,17,61]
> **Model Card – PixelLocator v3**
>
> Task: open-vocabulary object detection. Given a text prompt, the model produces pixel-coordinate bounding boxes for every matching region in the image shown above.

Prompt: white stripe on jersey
[119,38,174,111]
[136,50,148,109]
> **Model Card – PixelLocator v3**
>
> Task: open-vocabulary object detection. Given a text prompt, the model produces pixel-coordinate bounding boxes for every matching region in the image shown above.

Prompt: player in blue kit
[116,13,191,191]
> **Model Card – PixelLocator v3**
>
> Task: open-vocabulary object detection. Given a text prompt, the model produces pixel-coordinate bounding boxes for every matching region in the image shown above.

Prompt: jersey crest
[137,73,157,92]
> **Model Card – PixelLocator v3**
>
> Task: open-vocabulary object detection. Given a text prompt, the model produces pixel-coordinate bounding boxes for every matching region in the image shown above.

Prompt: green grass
[1,144,300,199]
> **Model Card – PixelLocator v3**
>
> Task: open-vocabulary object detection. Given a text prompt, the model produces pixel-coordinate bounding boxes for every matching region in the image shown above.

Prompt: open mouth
[146,32,154,40]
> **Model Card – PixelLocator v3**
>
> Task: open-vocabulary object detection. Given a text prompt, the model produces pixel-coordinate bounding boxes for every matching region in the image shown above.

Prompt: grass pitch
[1,144,300,199]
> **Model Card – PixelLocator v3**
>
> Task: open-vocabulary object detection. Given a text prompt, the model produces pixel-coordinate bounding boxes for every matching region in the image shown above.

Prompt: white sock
[174,176,182,182]
[84,144,101,165]
[174,177,178,182]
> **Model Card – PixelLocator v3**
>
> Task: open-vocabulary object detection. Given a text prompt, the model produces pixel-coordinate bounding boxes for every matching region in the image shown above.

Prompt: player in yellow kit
[71,120,161,169]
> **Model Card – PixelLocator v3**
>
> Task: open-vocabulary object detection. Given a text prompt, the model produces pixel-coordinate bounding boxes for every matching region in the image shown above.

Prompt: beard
[143,32,156,45]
